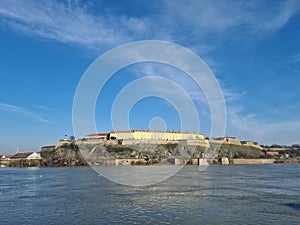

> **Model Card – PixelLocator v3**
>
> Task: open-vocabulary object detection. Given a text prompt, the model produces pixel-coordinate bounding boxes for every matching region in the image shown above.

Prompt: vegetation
[219,144,265,159]
[104,144,135,158]
[105,143,269,159]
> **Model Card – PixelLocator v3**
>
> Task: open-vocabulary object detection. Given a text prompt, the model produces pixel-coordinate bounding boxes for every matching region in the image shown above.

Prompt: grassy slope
[219,144,265,158]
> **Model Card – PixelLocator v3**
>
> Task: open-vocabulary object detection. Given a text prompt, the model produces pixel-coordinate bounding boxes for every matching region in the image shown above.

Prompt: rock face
[78,143,116,165]
[40,142,87,167]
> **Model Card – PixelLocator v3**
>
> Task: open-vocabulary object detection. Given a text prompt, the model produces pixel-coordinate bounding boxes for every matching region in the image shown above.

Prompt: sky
[0,0,300,153]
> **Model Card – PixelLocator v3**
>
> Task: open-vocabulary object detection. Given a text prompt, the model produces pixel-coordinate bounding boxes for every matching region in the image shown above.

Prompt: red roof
[86,133,109,137]
[2,154,14,158]
[10,152,33,159]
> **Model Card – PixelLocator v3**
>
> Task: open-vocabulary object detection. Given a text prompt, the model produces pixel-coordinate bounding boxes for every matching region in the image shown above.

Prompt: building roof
[110,129,203,134]
[86,133,109,137]
[1,154,14,158]
[10,152,33,159]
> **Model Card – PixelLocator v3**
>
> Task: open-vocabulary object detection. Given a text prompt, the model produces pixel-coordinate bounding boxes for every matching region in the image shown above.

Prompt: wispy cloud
[265,59,300,74]
[1,0,299,145]
[227,104,300,145]
[0,102,49,123]
[132,63,246,111]
[0,0,142,50]
[293,54,300,62]
[0,0,299,51]
[162,0,300,40]
[33,104,58,113]
[125,62,211,105]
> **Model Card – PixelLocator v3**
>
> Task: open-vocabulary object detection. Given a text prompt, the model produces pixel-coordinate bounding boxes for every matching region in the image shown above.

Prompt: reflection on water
[0,164,299,224]
[93,165,188,186]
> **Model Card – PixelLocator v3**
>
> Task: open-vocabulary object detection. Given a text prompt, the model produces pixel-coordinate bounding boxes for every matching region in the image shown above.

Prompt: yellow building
[109,130,205,141]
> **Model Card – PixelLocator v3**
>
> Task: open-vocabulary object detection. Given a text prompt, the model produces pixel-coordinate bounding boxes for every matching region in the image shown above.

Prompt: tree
[271,144,281,148]
[69,135,76,141]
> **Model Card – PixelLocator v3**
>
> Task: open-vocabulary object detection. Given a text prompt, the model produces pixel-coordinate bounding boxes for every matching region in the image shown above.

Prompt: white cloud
[0,0,299,51]
[265,59,300,75]
[163,0,300,35]
[33,104,58,113]
[0,102,49,123]
[1,1,299,145]
[123,62,215,113]
[0,0,142,50]
[293,54,300,62]
[227,104,300,145]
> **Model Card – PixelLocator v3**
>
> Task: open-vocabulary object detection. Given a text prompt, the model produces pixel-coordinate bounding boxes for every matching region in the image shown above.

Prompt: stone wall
[231,159,275,164]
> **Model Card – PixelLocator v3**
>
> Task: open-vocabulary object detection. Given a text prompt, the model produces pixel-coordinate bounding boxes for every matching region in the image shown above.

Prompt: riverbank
[1,141,299,167]
[226,158,300,165]
[1,157,299,168]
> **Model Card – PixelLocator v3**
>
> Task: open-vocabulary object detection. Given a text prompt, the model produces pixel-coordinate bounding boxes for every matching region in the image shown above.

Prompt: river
[0,164,299,224]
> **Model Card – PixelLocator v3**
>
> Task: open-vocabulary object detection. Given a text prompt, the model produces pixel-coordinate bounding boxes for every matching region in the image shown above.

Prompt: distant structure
[10,152,41,160]
[78,131,265,150]
[1,154,14,160]
[210,137,241,145]
[81,130,208,146]
[84,133,109,140]
[241,141,263,149]
[55,134,75,149]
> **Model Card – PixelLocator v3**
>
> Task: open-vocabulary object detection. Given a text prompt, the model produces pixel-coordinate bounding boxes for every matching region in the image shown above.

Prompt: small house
[27,152,41,160]
[1,154,14,160]
[10,152,33,160]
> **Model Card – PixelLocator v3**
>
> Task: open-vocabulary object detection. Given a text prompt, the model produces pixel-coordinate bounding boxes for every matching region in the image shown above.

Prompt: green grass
[219,144,265,158]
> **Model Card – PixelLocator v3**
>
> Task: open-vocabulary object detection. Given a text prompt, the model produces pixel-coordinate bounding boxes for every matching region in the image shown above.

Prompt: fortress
[81,129,208,146]
[109,130,206,141]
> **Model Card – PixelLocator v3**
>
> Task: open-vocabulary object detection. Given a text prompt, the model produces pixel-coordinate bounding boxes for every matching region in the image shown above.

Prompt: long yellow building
[109,130,205,141]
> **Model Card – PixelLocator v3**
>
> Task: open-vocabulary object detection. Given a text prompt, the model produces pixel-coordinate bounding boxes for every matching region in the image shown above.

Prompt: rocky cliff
[40,142,87,166]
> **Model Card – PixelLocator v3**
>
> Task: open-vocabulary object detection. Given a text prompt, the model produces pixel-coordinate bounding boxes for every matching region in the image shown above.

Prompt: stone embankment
[231,159,275,164]
[0,159,41,167]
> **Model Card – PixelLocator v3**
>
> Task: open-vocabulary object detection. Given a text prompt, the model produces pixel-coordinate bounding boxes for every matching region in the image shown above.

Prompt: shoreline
[1,141,299,168]
[1,157,299,168]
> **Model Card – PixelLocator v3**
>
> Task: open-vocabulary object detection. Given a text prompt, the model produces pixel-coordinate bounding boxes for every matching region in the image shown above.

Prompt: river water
[0,164,299,224]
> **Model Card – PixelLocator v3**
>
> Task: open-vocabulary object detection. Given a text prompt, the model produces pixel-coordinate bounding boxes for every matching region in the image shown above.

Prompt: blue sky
[0,0,300,153]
